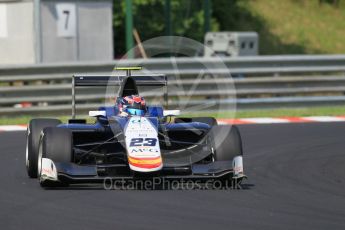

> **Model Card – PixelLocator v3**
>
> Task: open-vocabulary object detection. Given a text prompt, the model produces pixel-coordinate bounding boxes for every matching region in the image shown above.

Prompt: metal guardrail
[0,55,345,116]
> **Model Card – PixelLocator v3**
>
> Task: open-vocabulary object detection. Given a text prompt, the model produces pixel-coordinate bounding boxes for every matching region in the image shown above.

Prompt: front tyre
[210,125,245,189]
[38,127,73,188]
[26,119,61,178]
[211,125,243,161]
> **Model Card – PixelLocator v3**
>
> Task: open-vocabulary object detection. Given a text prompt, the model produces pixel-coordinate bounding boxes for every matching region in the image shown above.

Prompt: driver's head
[116,95,146,116]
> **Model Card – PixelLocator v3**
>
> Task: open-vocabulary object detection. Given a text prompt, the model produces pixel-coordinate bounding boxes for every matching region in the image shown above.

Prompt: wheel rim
[37,133,43,177]
[25,128,30,170]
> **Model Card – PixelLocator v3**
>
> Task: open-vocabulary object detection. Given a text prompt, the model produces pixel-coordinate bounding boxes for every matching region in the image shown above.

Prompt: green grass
[2,106,345,125]
[236,107,345,118]
[236,0,345,54]
[0,116,94,126]
[194,106,345,119]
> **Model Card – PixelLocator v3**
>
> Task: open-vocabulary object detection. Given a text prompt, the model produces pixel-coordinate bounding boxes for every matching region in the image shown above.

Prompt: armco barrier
[1,55,345,115]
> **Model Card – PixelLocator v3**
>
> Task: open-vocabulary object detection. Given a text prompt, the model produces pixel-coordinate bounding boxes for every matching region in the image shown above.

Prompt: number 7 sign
[56,3,76,37]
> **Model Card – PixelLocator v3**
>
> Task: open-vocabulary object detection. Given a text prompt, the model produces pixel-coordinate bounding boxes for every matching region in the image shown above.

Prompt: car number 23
[130,138,157,147]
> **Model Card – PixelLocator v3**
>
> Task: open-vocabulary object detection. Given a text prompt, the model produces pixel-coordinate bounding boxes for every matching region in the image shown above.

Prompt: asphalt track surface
[1,123,345,230]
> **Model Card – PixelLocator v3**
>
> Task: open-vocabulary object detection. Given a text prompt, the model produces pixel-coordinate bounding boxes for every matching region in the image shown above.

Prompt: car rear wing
[73,75,167,87]
[72,69,168,118]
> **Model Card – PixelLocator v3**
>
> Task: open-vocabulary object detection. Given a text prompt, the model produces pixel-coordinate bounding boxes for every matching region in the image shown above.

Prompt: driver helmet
[116,95,146,116]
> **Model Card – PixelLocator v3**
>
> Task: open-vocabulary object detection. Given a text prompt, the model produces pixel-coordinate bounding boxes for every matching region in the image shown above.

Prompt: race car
[25,67,245,188]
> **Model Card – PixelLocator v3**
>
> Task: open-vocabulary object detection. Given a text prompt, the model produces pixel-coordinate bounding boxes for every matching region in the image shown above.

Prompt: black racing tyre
[210,125,243,161]
[38,127,72,188]
[40,127,73,163]
[26,118,61,178]
[175,117,218,127]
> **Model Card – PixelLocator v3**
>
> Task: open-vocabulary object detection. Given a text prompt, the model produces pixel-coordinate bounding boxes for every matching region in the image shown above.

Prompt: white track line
[301,116,345,122]
[239,118,291,124]
[0,125,27,132]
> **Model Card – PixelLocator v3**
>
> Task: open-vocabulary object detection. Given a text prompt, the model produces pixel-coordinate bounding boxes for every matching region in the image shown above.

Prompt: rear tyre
[38,127,73,187]
[26,119,61,178]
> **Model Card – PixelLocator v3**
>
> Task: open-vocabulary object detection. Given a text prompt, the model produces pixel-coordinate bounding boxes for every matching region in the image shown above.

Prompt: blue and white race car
[25,67,245,188]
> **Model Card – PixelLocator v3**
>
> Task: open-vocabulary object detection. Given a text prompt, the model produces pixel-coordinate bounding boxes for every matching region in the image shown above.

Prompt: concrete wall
[40,1,78,62]
[78,1,113,61]
[0,0,113,64]
[0,1,35,64]
[40,0,113,63]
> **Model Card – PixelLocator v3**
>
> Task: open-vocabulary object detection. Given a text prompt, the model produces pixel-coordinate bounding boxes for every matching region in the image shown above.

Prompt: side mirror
[89,110,106,117]
[163,110,180,116]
